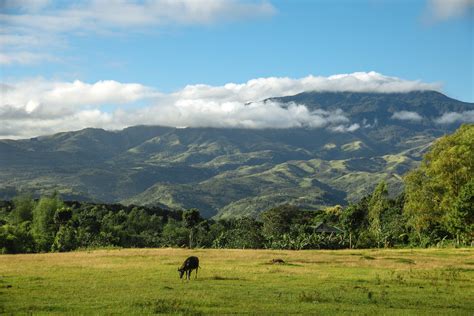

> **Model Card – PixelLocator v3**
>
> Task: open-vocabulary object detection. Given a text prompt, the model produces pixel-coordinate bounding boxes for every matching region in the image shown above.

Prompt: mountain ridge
[1,90,472,218]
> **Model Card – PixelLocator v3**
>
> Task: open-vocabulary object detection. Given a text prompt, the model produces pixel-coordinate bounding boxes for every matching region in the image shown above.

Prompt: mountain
[0,91,472,218]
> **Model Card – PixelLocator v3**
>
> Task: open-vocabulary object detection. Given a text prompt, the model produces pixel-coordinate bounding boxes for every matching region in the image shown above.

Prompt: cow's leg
[187,270,191,280]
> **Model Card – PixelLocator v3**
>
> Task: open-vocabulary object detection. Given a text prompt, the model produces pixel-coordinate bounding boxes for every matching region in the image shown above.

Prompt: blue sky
[0,0,473,138]
[2,0,472,100]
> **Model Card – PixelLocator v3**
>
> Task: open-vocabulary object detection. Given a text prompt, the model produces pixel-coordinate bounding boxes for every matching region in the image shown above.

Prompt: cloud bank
[0,72,441,138]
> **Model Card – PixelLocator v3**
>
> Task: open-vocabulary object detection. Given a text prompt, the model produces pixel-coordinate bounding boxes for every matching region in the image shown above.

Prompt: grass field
[1,248,473,315]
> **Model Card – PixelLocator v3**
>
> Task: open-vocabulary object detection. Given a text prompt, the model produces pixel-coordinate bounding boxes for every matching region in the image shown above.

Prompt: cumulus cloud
[425,0,474,21]
[434,111,474,124]
[391,111,424,122]
[0,72,441,138]
[1,79,159,119]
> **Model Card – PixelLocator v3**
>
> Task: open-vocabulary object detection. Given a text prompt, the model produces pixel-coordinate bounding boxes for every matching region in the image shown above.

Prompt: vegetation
[1,125,473,254]
[1,248,473,314]
[404,124,473,245]
[2,91,472,217]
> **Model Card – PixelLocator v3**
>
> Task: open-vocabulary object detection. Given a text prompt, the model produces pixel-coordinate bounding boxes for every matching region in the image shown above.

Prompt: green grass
[1,248,473,315]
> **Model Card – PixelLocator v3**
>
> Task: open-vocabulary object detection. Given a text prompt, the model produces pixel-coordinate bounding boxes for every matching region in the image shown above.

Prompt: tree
[368,181,389,246]
[31,194,63,252]
[212,218,263,249]
[0,222,35,254]
[51,206,75,252]
[323,205,344,224]
[54,207,73,225]
[75,205,106,247]
[446,179,474,244]
[182,209,202,248]
[161,218,188,247]
[260,204,300,239]
[340,197,369,248]
[11,194,35,224]
[379,196,406,247]
[404,124,473,243]
[51,224,77,252]
[404,169,439,239]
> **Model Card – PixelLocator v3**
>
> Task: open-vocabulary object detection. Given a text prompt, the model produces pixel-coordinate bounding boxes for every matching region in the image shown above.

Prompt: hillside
[0,91,472,217]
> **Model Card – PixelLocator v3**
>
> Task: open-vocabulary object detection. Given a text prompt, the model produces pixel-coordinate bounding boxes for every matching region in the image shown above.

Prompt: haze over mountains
[1,90,472,218]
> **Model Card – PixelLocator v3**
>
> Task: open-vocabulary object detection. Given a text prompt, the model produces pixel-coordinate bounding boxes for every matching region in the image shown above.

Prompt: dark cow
[178,256,199,280]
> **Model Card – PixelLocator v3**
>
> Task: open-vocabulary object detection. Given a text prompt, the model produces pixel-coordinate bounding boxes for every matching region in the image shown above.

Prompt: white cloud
[0,72,441,138]
[425,0,474,21]
[1,0,276,65]
[391,111,423,122]
[434,111,474,124]
[329,123,360,133]
[3,0,276,31]
[0,52,57,65]
[174,72,440,102]
[1,79,159,118]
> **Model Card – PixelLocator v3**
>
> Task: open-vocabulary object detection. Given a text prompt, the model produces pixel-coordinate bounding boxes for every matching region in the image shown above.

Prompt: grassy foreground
[1,248,473,315]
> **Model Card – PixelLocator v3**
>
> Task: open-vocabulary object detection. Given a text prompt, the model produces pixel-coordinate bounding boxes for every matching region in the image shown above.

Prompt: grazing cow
[178,256,199,280]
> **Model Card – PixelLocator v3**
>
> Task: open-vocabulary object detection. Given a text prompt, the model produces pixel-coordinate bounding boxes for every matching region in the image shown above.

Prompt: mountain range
[1,90,472,218]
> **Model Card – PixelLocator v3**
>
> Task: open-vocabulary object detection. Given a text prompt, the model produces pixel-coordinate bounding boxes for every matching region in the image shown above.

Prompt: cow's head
[178,268,185,279]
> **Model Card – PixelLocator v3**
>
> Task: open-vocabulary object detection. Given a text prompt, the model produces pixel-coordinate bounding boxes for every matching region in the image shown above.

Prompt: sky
[0,0,473,138]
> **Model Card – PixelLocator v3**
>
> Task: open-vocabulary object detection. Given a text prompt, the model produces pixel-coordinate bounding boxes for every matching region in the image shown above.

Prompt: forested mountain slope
[1,91,472,217]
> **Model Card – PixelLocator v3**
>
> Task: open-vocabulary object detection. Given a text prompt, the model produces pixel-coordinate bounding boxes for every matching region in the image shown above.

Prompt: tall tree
[447,179,474,244]
[182,209,202,248]
[11,194,35,224]
[368,181,389,246]
[31,194,63,251]
[340,197,369,248]
[260,204,300,240]
[404,124,473,242]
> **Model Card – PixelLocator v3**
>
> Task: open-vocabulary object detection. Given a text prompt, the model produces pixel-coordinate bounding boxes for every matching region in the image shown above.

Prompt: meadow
[1,248,473,315]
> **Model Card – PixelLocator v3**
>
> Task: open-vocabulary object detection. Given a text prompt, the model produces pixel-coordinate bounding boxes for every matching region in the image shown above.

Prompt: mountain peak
[1,92,472,217]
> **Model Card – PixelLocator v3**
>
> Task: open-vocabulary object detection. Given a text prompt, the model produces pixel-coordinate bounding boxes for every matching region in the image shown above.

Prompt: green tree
[323,205,344,224]
[446,179,474,244]
[340,197,369,248]
[182,209,202,248]
[0,222,35,254]
[260,204,300,239]
[404,169,439,239]
[404,124,474,244]
[11,194,35,224]
[161,218,188,247]
[51,206,75,252]
[31,194,64,252]
[54,207,73,225]
[368,181,389,246]
[51,224,77,252]
[75,206,107,247]
[379,195,406,247]
[212,218,263,249]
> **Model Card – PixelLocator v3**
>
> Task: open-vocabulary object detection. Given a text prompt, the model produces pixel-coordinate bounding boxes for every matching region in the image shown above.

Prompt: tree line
[1,125,472,254]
